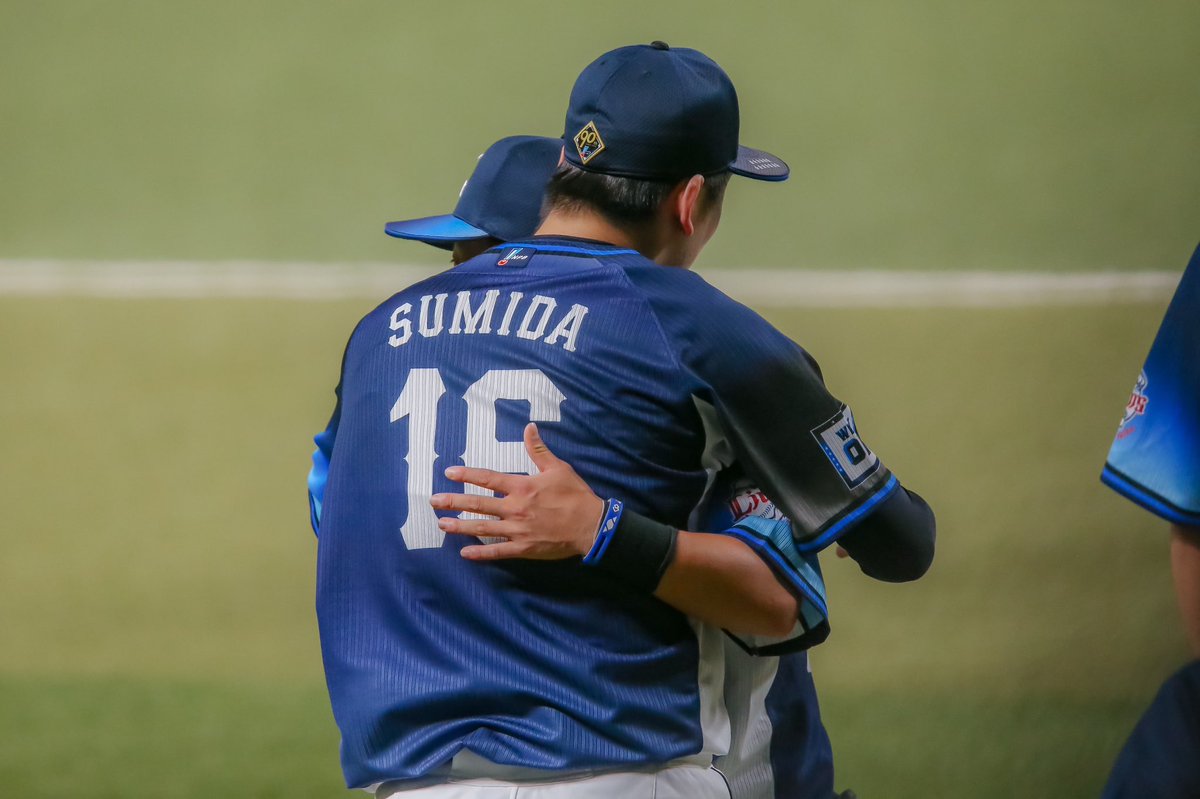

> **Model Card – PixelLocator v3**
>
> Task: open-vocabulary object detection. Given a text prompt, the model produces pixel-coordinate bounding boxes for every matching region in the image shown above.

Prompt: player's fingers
[835,546,849,559]
[443,466,517,495]
[459,541,530,561]
[430,492,505,517]
[437,516,515,538]
[523,422,562,473]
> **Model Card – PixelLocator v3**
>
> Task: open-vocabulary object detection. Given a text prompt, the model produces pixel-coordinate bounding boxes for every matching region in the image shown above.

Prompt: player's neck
[536,209,663,261]
[536,209,696,268]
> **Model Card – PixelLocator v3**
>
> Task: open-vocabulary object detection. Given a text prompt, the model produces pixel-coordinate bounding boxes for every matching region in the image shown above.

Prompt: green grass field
[0,295,1186,798]
[3,1,1197,795]
[3,1,1199,270]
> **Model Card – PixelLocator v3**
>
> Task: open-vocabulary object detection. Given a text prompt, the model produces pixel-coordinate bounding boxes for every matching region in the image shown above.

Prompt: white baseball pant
[374,763,731,799]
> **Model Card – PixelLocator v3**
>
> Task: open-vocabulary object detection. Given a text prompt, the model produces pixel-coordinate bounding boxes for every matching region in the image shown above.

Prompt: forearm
[434,424,802,636]
[1171,524,1200,658]
[654,531,799,637]
[436,489,801,636]
[837,486,936,582]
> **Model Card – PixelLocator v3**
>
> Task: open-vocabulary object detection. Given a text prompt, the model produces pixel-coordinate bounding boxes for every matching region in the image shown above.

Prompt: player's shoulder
[623,262,806,369]
[339,267,470,356]
[623,261,776,328]
[357,269,456,325]
[622,258,747,306]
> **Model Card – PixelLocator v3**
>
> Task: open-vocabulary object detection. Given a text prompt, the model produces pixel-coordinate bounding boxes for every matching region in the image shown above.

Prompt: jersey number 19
[389,368,566,550]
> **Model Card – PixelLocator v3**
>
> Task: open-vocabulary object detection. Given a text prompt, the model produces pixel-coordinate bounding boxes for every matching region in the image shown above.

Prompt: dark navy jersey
[309,237,895,788]
[1103,244,1200,526]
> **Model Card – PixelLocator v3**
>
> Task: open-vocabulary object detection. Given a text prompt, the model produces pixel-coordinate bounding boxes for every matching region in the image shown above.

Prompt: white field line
[0,259,1179,307]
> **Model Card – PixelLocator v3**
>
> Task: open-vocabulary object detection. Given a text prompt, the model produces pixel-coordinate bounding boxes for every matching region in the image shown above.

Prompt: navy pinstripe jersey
[1103,243,1200,525]
[308,237,895,788]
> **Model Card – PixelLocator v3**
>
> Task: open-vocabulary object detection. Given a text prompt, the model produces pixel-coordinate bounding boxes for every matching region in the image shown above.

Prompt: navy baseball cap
[385,135,562,249]
[563,42,789,182]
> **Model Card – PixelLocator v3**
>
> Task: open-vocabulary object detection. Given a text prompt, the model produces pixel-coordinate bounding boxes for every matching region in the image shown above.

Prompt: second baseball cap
[385,135,563,249]
[562,42,788,183]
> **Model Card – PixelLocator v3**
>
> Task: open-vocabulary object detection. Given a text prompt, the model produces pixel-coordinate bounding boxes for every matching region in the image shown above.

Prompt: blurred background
[2,2,1198,797]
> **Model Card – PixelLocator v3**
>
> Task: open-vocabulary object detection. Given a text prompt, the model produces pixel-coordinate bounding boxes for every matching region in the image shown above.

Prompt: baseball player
[314,132,849,798]
[1099,242,1200,798]
[311,42,934,797]
[439,432,860,799]
[308,134,560,532]
[383,135,563,267]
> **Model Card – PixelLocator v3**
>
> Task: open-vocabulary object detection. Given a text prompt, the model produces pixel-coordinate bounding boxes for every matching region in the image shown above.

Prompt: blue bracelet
[583,498,624,564]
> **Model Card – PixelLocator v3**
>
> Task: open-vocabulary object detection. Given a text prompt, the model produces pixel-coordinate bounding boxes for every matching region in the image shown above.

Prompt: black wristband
[583,508,678,593]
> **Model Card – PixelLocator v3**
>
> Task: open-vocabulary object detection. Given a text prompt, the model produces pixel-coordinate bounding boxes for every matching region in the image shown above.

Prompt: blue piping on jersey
[495,244,641,258]
[1102,465,1200,527]
[726,529,828,617]
[797,474,900,553]
[308,425,337,537]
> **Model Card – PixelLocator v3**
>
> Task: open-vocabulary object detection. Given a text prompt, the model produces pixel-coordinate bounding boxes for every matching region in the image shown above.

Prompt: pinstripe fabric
[312,238,893,789]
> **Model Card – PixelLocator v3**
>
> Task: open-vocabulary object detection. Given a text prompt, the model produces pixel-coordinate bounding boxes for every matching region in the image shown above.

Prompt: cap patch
[573,121,606,164]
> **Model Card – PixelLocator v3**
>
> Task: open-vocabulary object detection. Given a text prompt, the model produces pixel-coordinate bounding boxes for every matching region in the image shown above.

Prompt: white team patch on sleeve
[810,405,880,489]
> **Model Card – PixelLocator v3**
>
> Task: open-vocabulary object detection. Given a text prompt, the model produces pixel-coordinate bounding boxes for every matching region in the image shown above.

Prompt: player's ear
[671,175,706,237]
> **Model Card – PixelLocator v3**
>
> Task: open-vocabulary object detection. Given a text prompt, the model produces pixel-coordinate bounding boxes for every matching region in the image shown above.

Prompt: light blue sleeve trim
[797,474,900,553]
[726,517,828,617]
[725,516,830,653]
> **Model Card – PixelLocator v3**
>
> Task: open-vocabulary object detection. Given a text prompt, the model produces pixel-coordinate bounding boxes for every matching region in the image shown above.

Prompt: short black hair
[543,164,730,228]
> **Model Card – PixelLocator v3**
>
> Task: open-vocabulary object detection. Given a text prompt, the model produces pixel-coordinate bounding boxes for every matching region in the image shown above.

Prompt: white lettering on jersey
[387,291,589,352]
[496,291,523,336]
[418,293,448,338]
[516,295,557,340]
[543,304,589,353]
[449,289,500,335]
[388,302,412,347]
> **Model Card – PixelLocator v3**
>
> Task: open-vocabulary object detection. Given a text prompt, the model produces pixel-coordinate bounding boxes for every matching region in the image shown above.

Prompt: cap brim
[729,145,789,182]
[384,214,491,250]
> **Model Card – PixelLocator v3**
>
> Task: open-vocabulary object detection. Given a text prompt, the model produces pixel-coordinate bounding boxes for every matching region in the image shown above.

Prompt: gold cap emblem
[573,121,605,164]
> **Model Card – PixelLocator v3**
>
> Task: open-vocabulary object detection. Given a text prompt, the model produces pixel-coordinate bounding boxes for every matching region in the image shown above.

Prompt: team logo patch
[810,405,880,489]
[573,121,605,164]
[1119,370,1149,429]
[496,247,531,267]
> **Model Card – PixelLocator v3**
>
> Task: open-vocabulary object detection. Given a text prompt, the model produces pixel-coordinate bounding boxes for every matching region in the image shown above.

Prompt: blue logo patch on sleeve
[810,405,880,489]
